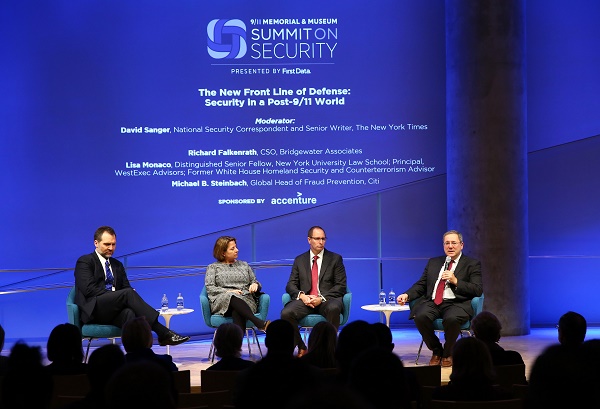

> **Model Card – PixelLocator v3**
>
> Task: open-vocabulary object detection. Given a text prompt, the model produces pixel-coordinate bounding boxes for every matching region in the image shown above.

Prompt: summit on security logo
[207,19,247,59]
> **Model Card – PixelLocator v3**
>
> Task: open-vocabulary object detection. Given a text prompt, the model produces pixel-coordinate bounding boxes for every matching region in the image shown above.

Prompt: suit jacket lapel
[319,250,331,284]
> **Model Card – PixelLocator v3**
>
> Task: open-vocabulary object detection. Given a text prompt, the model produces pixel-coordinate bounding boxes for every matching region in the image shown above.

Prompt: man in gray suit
[281,226,347,356]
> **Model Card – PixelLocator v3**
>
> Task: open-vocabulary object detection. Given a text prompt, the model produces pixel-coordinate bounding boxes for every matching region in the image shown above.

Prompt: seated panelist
[205,236,270,333]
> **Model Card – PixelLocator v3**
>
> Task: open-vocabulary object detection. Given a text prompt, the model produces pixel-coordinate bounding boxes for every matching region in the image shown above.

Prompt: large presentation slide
[1,1,445,268]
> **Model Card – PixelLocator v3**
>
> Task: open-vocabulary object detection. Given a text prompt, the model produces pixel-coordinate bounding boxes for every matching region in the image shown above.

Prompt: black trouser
[413,299,469,357]
[227,295,264,332]
[280,298,343,350]
[93,288,169,337]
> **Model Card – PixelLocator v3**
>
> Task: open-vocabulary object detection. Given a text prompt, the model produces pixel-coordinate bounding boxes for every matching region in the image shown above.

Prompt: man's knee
[413,313,430,326]
[323,306,341,320]
[123,308,135,321]
[442,316,461,328]
[120,287,136,298]
[280,307,293,321]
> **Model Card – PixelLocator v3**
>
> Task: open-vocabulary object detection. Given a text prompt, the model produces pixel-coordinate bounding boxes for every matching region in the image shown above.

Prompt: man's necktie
[309,255,319,295]
[434,260,453,305]
[105,259,114,290]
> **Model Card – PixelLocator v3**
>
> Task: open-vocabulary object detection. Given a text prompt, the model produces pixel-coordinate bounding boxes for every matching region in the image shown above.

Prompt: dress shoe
[297,348,307,358]
[441,356,453,367]
[158,330,190,346]
[429,355,442,366]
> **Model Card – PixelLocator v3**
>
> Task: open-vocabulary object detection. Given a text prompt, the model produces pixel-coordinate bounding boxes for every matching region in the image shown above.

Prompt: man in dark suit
[74,226,189,346]
[397,230,483,367]
[280,226,347,356]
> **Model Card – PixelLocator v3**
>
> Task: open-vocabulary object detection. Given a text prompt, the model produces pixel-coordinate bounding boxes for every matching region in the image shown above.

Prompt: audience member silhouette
[234,319,320,409]
[577,339,600,408]
[432,337,513,401]
[299,320,338,369]
[61,343,126,409]
[371,322,395,352]
[528,342,581,408]
[335,320,378,383]
[44,323,87,376]
[0,325,9,376]
[366,323,421,405]
[528,332,599,409]
[121,316,177,372]
[1,341,54,409]
[557,310,586,347]
[104,360,177,409]
[471,311,525,366]
[527,311,589,408]
[348,347,410,409]
[284,384,375,409]
[207,322,255,371]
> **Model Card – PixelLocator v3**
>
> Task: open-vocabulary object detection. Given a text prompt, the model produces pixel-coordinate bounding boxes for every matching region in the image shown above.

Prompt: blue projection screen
[1,1,445,268]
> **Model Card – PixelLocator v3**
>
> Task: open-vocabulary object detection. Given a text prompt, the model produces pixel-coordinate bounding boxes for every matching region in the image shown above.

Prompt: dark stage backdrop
[0,1,598,340]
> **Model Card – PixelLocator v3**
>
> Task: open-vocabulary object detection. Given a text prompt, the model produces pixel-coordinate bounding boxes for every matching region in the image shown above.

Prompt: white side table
[361,304,409,327]
[157,308,194,355]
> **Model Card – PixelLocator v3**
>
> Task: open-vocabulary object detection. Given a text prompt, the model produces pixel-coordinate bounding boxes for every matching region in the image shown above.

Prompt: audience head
[348,347,409,409]
[578,339,600,407]
[2,341,53,409]
[214,322,244,358]
[265,319,295,356]
[87,343,125,393]
[529,342,587,408]
[371,322,394,352]
[557,311,586,346]
[471,311,502,343]
[336,320,378,379]
[105,360,176,409]
[121,316,153,353]
[449,336,495,386]
[301,320,338,368]
[235,320,321,409]
[307,320,337,352]
[46,322,84,363]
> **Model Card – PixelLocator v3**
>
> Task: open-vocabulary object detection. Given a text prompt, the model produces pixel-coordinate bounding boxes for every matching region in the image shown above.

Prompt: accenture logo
[270,192,317,205]
[207,19,247,59]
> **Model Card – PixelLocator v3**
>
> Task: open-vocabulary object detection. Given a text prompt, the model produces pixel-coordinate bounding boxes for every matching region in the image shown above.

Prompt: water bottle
[388,288,396,306]
[161,293,169,312]
[379,289,387,306]
[176,292,184,310]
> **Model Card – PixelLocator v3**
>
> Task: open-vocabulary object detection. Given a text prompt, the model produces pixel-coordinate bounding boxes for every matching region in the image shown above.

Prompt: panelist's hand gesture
[397,293,409,306]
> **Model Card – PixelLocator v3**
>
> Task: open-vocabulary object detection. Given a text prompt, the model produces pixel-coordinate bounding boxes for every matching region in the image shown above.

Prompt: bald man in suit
[397,230,483,368]
[281,226,347,356]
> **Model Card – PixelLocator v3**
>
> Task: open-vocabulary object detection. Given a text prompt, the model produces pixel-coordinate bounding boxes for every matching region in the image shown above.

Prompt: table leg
[163,315,172,355]
[383,310,393,327]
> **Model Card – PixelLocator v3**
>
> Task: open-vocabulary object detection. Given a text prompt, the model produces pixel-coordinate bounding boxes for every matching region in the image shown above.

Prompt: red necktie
[434,260,453,305]
[310,255,319,295]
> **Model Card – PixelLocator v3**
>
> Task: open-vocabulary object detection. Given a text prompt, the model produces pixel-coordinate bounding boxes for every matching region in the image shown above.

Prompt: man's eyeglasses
[444,241,461,246]
[310,237,327,241]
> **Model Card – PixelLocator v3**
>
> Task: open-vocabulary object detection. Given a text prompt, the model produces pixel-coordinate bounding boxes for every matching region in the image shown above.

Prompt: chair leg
[250,328,263,358]
[415,339,424,365]
[84,338,93,363]
[209,330,217,363]
[301,327,312,344]
[245,329,252,357]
